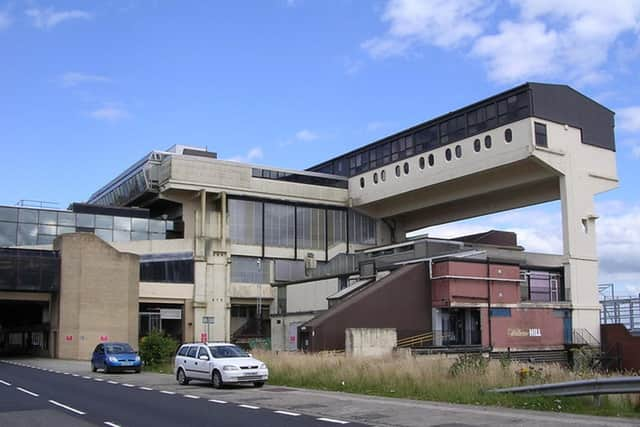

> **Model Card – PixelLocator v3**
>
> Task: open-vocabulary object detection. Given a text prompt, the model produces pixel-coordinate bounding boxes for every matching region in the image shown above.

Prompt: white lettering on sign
[529,328,542,337]
[160,309,182,320]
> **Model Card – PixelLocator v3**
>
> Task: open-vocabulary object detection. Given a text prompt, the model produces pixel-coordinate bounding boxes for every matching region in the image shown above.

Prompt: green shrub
[517,365,547,385]
[571,346,601,375]
[139,331,178,366]
[448,353,488,377]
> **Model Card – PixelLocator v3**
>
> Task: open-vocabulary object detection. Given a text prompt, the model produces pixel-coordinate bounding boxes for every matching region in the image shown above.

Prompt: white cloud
[60,72,110,88]
[295,129,319,142]
[89,106,130,122]
[363,0,640,84]
[26,7,92,29]
[0,11,11,30]
[227,147,264,163]
[362,0,487,58]
[617,106,640,132]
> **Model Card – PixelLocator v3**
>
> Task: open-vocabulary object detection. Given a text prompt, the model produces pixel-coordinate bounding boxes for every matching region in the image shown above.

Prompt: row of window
[251,168,348,189]
[359,129,513,189]
[311,90,531,177]
[228,199,376,258]
[139,259,194,283]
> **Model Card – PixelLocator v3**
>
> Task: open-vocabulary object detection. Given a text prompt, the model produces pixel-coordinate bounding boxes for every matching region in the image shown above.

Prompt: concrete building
[0,82,618,359]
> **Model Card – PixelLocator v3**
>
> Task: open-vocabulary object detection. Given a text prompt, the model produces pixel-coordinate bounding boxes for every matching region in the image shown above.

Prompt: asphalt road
[0,361,360,427]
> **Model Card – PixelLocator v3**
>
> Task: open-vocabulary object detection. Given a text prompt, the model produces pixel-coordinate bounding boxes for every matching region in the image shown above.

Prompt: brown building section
[55,233,139,360]
[601,324,640,371]
[485,308,567,350]
[300,263,431,352]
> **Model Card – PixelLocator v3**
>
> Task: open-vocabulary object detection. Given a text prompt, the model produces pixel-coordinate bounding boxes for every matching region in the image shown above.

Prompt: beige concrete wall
[160,156,349,206]
[287,278,339,313]
[270,313,316,352]
[345,328,397,357]
[55,233,139,360]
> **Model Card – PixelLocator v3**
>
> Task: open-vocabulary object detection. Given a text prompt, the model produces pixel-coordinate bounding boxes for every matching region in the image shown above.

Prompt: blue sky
[1,1,640,294]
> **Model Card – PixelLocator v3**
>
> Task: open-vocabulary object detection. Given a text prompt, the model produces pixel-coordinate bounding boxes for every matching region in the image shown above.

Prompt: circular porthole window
[445,148,452,161]
[419,157,425,170]
[381,169,386,181]
[359,177,365,188]
[474,138,481,152]
[505,128,512,143]
[484,135,492,149]
[455,145,462,158]
[395,165,401,177]
[403,162,409,174]
[428,154,434,167]
[373,172,378,184]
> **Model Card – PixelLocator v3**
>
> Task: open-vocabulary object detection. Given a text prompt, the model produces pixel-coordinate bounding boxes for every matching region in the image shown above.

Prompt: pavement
[1,357,639,427]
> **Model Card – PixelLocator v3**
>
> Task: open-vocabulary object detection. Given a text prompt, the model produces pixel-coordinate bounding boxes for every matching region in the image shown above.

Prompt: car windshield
[105,343,134,354]
[208,345,248,358]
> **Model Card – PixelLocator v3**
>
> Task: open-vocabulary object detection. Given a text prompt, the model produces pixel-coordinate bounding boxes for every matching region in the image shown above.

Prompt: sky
[1,0,640,295]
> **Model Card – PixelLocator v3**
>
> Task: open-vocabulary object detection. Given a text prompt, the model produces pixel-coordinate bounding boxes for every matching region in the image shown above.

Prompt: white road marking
[274,410,301,416]
[49,400,86,415]
[184,395,199,399]
[17,387,39,397]
[139,386,153,391]
[104,422,120,427]
[122,384,135,387]
[107,381,119,385]
[317,418,350,424]
[238,404,260,410]
[208,399,227,404]
[94,378,105,382]
[82,376,92,379]
[64,372,70,375]
[160,390,175,395]
[0,380,11,386]
[72,374,80,377]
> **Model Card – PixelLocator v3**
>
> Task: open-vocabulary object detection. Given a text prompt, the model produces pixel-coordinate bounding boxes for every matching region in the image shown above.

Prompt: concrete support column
[560,174,601,340]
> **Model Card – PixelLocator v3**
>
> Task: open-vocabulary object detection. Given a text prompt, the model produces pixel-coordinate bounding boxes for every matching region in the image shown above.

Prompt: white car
[174,342,268,388]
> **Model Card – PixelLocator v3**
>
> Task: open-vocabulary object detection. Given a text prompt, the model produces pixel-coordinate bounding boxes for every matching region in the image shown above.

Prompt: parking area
[2,357,638,427]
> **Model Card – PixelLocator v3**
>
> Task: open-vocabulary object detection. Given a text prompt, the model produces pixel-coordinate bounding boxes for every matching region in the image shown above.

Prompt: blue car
[91,342,142,373]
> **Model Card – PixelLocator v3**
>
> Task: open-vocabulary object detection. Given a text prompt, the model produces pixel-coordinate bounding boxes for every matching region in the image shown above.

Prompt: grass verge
[253,350,640,418]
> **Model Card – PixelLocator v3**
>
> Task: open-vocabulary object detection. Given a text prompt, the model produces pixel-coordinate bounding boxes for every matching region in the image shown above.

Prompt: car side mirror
[248,353,252,358]
[199,355,210,361]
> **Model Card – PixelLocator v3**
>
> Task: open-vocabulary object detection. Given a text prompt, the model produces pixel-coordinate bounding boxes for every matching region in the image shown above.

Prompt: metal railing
[397,332,434,348]
[491,376,640,405]
[571,328,600,347]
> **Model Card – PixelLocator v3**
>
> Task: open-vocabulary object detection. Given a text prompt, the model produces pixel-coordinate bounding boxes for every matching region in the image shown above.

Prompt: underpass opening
[0,299,51,357]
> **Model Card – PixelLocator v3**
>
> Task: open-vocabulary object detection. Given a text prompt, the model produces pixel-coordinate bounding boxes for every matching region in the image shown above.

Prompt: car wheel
[211,370,223,389]
[104,365,110,374]
[91,363,97,373]
[177,368,189,385]
[253,381,264,388]
[135,368,141,374]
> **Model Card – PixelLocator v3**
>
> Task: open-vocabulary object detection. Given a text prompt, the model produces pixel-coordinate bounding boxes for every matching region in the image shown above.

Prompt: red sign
[65,335,73,341]
[100,336,109,342]
[200,333,208,343]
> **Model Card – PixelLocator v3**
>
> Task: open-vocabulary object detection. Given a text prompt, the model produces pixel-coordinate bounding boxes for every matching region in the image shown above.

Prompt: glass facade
[140,259,194,283]
[230,256,270,283]
[0,206,172,247]
[228,197,375,259]
[520,270,564,302]
[0,248,59,292]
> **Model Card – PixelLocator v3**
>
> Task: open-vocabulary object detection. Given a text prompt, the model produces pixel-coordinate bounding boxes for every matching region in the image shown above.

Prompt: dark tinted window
[373,172,378,184]
[419,157,425,169]
[178,346,189,356]
[484,135,492,149]
[140,260,194,283]
[414,125,439,152]
[428,154,434,167]
[187,346,198,358]
[198,347,210,359]
[455,145,462,158]
[380,170,386,181]
[445,148,452,161]
[474,139,481,152]
[105,343,134,354]
[209,345,248,358]
[403,162,409,174]
[505,128,513,143]
[395,165,401,177]
[535,122,548,147]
